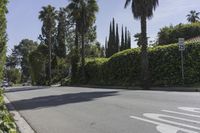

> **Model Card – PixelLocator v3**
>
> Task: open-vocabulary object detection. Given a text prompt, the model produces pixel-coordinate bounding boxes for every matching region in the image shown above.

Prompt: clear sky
[6,0,200,53]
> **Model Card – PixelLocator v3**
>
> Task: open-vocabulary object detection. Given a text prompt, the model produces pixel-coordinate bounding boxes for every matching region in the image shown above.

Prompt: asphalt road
[5,86,200,133]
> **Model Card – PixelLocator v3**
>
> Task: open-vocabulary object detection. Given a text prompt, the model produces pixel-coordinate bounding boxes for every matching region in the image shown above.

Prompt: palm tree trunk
[48,36,52,86]
[140,15,150,89]
[71,25,79,82]
[81,33,85,81]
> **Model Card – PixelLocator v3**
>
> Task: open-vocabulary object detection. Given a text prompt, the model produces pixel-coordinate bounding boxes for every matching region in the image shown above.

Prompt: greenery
[72,42,200,87]
[105,18,131,57]
[0,89,18,133]
[5,68,21,84]
[10,39,38,82]
[125,0,159,89]
[0,0,8,82]
[158,22,200,45]
[186,10,200,23]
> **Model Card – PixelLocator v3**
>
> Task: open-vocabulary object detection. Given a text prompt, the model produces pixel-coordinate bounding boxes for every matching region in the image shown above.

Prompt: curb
[4,95,36,133]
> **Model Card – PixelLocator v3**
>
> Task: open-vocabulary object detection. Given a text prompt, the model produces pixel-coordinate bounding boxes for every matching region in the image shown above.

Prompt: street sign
[178,38,185,84]
[178,38,185,51]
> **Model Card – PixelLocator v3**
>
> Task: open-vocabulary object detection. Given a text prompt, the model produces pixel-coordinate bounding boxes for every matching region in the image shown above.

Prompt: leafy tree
[29,45,48,85]
[187,10,200,23]
[158,22,200,45]
[6,68,21,84]
[0,0,8,82]
[6,54,18,69]
[12,39,38,82]
[39,5,57,85]
[125,0,159,89]
[134,33,141,47]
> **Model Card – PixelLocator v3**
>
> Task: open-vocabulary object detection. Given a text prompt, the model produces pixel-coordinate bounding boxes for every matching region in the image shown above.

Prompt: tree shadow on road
[7,91,118,111]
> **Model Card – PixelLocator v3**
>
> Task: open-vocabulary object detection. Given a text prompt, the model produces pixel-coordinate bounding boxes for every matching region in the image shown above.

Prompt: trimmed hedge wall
[83,42,200,86]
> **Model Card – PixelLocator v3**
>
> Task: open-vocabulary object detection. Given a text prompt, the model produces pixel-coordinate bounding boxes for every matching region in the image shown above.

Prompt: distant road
[5,86,200,133]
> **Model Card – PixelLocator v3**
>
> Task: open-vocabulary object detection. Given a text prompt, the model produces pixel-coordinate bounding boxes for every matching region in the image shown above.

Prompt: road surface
[5,86,200,133]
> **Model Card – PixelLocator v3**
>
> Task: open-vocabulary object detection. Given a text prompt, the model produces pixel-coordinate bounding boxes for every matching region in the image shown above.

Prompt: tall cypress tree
[128,31,131,49]
[108,22,112,57]
[112,18,116,46]
[105,37,108,57]
[0,0,8,82]
[125,27,128,49]
[115,24,119,52]
[121,25,125,51]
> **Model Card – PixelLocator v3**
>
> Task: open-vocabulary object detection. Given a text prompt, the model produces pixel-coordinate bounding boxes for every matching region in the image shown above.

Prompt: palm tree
[187,10,200,23]
[125,0,159,89]
[67,0,98,81]
[66,0,82,81]
[39,5,57,85]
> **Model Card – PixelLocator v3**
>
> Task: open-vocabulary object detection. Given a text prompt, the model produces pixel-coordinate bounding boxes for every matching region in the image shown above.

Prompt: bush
[6,68,21,84]
[80,42,200,86]
[158,22,200,45]
[0,89,18,133]
[29,45,47,85]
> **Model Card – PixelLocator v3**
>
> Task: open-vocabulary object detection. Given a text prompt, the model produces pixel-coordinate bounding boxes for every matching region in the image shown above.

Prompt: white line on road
[179,107,200,113]
[143,113,200,130]
[130,116,199,133]
[162,110,200,118]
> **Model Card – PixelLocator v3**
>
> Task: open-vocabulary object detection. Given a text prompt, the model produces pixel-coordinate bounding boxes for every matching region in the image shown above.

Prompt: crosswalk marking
[130,107,200,133]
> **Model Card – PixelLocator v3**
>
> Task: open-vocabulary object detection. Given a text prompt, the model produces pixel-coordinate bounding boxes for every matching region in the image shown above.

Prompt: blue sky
[6,0,200,53]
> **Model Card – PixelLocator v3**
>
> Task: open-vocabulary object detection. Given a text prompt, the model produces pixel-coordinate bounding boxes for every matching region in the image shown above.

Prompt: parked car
[1,81,9,87]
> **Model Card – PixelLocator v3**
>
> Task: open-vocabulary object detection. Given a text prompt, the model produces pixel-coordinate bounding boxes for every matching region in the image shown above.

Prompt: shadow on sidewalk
[7,91,118,111]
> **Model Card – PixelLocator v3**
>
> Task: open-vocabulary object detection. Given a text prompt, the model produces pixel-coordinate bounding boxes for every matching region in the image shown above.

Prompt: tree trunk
[140,15,150,89]
[48,36,52,86]
[71,24,79,82]
[81,33,85,81]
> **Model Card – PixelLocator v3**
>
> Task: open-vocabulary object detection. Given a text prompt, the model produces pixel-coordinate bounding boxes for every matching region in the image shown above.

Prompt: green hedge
[82,42,200,86]
[0,89,18,133]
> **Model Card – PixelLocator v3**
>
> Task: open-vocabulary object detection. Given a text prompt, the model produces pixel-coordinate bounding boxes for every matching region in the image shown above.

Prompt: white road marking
[146,113,200,124]
[130,116,199,133]
[143,113,200,130]
[179,107,200,113]
[162,110,200,118]
[130,107,200,133]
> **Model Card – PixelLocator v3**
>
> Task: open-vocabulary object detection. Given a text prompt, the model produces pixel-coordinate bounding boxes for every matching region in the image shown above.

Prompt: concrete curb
[65,85,200,92]
[4,95,36,133]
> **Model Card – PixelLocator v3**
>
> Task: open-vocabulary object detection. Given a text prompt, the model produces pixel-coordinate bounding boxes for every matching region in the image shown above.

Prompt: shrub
[80,42,200,86]
[29,45,47,85]
[0,89,18,133]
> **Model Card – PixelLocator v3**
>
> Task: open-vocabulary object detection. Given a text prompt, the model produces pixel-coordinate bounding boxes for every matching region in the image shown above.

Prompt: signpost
[178,38,185,84]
